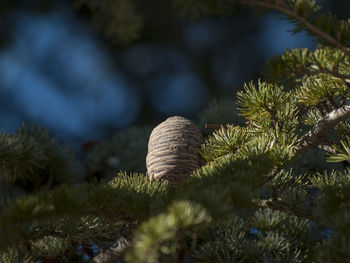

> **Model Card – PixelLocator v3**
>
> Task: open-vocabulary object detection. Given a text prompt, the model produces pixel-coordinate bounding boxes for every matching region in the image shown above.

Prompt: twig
[88,235,130,263]
[317,143,338,154]
[261,104,350,186]
[294,104,350,157]
[264,199,328,227]
[241,0,350,57]
[317,143,350,164]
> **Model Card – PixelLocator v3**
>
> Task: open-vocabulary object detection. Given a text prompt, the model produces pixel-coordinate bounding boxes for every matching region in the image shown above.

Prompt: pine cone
[146,116,204,186]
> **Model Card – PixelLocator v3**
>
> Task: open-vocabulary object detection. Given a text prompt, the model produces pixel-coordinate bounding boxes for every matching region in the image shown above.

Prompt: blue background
[0,0,345,147]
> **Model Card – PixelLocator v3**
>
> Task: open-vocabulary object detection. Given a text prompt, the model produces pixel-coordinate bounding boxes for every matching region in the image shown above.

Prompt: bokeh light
[149,72,209,116]
[259,13,316,58]
[0,6,140,142]
[0,2,327,145]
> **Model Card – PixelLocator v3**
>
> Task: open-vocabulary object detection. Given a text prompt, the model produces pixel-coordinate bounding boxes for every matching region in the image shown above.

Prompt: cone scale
[146,116,204,186]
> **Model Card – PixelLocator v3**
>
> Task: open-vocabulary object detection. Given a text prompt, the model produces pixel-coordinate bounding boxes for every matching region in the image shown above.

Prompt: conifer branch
[294,104,350,157]
[262,199,326,226]
[89,235,130,263]
[317,143,350,164]
[0,174,168,247]
[317,143,338,155]
[241,0,350,57]
[262,104,350,186]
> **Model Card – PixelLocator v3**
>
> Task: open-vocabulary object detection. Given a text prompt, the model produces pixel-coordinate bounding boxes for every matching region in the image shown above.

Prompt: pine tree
[1,0,350,262]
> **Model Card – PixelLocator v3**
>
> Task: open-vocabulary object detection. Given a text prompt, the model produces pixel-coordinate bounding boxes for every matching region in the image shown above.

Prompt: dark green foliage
[291,11,350,47]
[311,170,350,220]
[0,172,169,260]
[0,124,82,194]
[2,0,350,262]
[84,126,151,181]
[194,209,322,263]
[73,0,143,45]
[266,47,350,82]
[172,0,238,18]
[197,98,244,134]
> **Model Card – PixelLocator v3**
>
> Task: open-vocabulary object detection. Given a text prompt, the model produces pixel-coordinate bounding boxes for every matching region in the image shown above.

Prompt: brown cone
[146,116,204,186]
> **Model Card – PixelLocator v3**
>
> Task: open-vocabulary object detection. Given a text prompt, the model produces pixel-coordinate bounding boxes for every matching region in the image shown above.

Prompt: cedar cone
[146,116,204,186]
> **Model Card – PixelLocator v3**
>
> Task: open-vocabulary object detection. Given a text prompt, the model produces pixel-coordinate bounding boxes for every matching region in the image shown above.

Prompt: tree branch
[317,143,350,164]
[317,143,338,155]
[294,104,350,157]
[261,104,350,186]
[88,235,130,263]
[241,0,350,57]
[264,199,328,227]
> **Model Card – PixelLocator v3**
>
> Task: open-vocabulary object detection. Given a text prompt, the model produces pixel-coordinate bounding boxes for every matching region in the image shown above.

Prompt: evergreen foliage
[84,127,151,181]
[1,0,350,262]
[73,0,143,45]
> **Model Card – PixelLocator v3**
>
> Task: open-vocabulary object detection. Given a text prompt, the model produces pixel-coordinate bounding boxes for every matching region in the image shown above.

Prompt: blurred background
[0,0,349,148]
